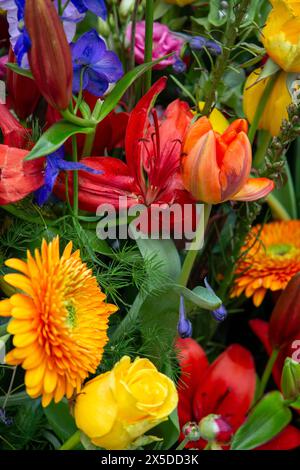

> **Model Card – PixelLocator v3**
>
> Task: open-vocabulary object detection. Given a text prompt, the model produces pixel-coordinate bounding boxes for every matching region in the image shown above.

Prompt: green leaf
[0,391,30,407]
[97,57,172,122]
[231,392,292,450]
[258,58,280,83]
[6,62,33,79]
[176,284,222,310]
[136,238,181,280]
[25,121,95,160]
[151,409,180,449]
[44,399,78,443]
[208,0,232,27]
[83,229,114,257]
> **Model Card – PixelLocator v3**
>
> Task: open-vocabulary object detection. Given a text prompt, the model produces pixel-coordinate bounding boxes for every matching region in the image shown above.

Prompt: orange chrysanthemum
[231,221,300,307]
[0,237,118,407]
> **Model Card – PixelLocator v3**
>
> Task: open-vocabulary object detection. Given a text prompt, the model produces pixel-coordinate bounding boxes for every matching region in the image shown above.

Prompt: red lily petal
[176,338,209,426]
[193,344,256,432]
[231,177,274,201]
[54,156,139,212]
[0,104,31,149]
[125,77,167,192]
[0,144,44,204]
[256,425,300,450]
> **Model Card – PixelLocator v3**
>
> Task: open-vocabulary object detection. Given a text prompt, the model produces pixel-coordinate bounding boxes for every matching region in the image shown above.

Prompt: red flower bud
[269,273,300,350]
[7,49,41,120]
[25,0,73,110]
[198,414,233,444]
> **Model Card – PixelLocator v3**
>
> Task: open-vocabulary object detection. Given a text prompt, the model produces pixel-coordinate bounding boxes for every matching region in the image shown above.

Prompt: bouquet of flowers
[0,0,300,452]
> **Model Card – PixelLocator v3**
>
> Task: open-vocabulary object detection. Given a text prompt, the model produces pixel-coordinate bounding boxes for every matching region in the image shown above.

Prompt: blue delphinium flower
[177,295,192,339]
[71,0,107,19]
[189,35,222,56]
[204,278,228,322]
[35,147,101,206]
[71,29,123,97]
[172,57,186,74]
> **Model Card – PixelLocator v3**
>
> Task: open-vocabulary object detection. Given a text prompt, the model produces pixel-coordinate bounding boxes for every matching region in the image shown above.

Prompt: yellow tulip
[243,67,292,136]
[262,0,300,72]
[74,356,178,450]
[165,0,197,5]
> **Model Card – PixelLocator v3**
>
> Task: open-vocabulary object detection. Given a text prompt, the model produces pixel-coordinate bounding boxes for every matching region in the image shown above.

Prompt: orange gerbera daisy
[0,237,118,407]
[231,221,300,307]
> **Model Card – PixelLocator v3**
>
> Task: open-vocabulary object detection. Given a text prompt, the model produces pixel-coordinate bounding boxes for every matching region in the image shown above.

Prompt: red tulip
[269,273,300,350]
[0,144,44,205]
[54,78,195,213]
[176,338,300,449]
[7,49,41,120]
[181,117,274,204]
[25,0,73,110]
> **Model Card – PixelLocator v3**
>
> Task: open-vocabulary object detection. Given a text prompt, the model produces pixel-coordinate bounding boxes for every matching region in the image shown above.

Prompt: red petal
[256,425,300,450]
[193,344,256,432]
[0,104,31,149]
[125,77,167,190]
[0,144,44,204]
[54,156,140,212]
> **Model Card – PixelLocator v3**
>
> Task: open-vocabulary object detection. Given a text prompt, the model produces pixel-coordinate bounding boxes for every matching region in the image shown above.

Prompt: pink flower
[126,21,183,69]
[0,55,8,80]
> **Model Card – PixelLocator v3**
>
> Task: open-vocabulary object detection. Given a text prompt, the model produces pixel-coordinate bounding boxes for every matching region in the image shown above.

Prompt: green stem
[178,204,212,287]
[267,193,292,221]
[0,323,8,336]
[144,0,154,92]
[256,349,279,401]
[82,130,96,157]
[71,136,79,217]
[253,130,272,168]
[176,436,190,450]
[59,430,81,451]
[61,109,95,128]
[202,0,251,116]
[248,74,278,144]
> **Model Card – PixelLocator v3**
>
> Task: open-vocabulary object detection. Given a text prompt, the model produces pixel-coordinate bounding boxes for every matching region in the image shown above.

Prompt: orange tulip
[181,117,274,204]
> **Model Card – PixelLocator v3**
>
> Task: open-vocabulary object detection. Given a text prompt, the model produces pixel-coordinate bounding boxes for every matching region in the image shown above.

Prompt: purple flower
[71,29,123,97]
[172,57,186,73]
[189,36,207,51]
[177,295,192,339]
[0,408,13,426]
[204,278,228,322]
[71,0,107,19]
[205,40,222,56]
[126,21,184,70]
[35,147,101,206]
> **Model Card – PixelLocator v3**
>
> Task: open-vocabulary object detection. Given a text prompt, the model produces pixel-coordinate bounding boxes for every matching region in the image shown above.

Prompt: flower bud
[269,273,300,350]
[120,0,135,18]
[199,414,233,444]
[281,357,300,402]
[7,49,40,120]
[177,295,192,339]
[182,422,201,441]
[25,0,73,110]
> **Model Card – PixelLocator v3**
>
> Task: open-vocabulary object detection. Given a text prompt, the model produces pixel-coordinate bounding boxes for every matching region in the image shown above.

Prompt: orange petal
[231,178,275,201]
[5,258,29,276]
[0,298,12,317]
[183,116,212,154]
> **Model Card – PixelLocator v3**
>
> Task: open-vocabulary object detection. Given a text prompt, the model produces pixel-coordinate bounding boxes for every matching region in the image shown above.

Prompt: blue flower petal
[85,68,109,97]
[92,50,123,83]
[72,64,89,93]
[71,30,106,66]
[71,0,107,19]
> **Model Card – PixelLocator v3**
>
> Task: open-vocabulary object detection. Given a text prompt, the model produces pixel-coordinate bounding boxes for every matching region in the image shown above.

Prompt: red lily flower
[0,105,44,204]
[54,78,195,213]
[176,338,300,449]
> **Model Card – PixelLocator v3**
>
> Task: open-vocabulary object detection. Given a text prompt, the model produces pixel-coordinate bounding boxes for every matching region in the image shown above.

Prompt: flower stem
[248,74,278,144]
[253,130,272,168]
[144,0,154,92]
[202,0,251,116]
[178,204,212,287]
[176,436,190,450]
[267,193,292,221]
[256,349,279,401]
[61,109,95,128]
[59,430,81,451]
[71,136,79,217]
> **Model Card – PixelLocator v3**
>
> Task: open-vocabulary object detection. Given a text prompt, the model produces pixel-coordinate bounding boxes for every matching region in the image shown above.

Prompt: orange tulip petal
[183,116,212,154]
[231,178,275,201]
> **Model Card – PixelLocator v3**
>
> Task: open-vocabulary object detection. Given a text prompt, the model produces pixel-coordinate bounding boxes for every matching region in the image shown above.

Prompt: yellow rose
[198,102,229,134]
[243,67,292,136]
[262,0,300,72]
[165,0,197,6]
[74,356,178,450]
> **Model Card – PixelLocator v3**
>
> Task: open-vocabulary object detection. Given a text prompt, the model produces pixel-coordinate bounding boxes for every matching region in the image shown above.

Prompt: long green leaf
[231,392,292,450]
[25,121,95,160]
[6,62,33,79]
[44,400,78,443]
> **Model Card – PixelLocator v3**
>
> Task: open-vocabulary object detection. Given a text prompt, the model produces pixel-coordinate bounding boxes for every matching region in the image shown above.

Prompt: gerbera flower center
[66,302,77,328]
[267,243,293,257]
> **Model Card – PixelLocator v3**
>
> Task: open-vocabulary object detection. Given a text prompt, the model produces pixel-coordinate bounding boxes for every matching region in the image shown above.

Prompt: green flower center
[66,303,77,328]
[267,243,293,257]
